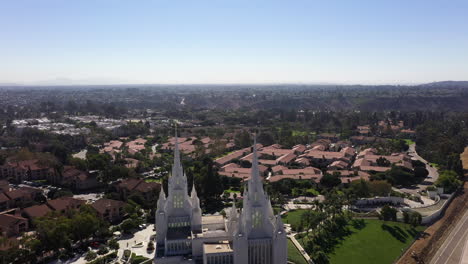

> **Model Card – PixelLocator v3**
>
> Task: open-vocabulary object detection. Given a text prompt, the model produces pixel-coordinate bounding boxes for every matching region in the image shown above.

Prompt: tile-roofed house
[328,160,349,170]
[0,193,11,211]
[357,148,378,158]
[214,145,260,166]
[124,158,139,169]
[60,166,102,191]
[222,165,268,175]
[22,204,52,220]
[269,167,323,183]
[292,144,307,154]
[311,144,327,151]
[220,163,240,171]
[91,198,126,223]
[271,165,287,174]
[5,187,42,208]
[305,150,349,166]
[340,147,356,158]
[115,178,160,201]
[357,125,371,135]
[353,152,413,171]
[0,180,10,193]
[126,138,147,154]
[46,197,85,213]
[262,144,283,150]
[268,174,322,183]
[276,153,297,165]
[294,157,310,166]
[328,170,370,183]
[0,159,55,182]
[0,213,28,237]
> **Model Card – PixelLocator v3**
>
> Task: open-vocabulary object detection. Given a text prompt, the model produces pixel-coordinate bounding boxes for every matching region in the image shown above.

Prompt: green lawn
[288,239,308,264]
[403,139,416,146]
[302,219,425,264]
[145,178,161,183]
[281,209,309,231]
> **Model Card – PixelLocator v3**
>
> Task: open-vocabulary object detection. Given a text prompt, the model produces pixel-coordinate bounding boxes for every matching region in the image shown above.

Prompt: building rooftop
[203,242,233,254]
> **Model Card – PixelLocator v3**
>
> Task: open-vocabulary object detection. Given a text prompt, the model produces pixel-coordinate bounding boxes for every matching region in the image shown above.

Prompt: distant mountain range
[0,80,467,87]
[418,81,468,88]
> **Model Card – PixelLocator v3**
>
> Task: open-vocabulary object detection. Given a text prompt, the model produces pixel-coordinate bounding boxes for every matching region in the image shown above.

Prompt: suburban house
[0,213,28,237]
[91,198,126,223]
[46,197,85,213]
[115,178,160,201]
[4,187,43,208]
[60,166,102,191]
[0,193,11,211]
[0,159,56,182]
[22,204,53,221]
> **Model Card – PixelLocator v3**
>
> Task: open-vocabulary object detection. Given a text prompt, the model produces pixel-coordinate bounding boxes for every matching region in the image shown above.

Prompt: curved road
[398,143,440,195]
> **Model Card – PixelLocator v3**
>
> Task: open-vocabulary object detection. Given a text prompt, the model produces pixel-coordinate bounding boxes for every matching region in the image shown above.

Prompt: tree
[85,250,97,261]
[414,167,429,178]
[120,219,139,233]
[435,170,462,193]
[313,250,330,264]
[320,173,341,189]
[368,180,392,196]
[409,212,422,227]
[380,205,397,221]
[403,211,410,224]
[108,239,120,251]
[376,157,391,167]
[349,179,370,198]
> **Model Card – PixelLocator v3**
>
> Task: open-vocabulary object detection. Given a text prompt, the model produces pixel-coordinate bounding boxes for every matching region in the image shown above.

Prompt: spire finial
[191,181,197,196]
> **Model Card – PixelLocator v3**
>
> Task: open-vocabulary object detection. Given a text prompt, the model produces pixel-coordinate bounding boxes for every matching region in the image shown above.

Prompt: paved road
[430,209,468,264]
[398,143,440,195]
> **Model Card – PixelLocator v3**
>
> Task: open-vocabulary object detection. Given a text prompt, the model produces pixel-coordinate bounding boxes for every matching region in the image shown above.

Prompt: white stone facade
[155,136,287,264]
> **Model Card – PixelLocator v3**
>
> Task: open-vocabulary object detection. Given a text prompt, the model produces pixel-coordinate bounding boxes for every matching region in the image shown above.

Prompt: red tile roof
[22,204,52,218]
[91,199,126,214]
[46,197,85,211]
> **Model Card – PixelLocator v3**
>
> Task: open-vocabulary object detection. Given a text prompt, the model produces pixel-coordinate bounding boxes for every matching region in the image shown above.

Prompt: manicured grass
[224,188,241,194]
[325,219,424,264]
[306,188,320,196]
[403,139,416,146]
[288,239,308,264]
[281,209,308,231]
[145,178,161,183]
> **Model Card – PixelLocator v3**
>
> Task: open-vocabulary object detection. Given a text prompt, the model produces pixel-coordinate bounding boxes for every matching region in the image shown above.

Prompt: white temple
[154,135,287,264]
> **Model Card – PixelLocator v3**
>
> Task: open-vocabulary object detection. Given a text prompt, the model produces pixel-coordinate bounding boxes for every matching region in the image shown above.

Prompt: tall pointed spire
[248,134,263,197]
[191,182,197,197]
[172,124,183,178]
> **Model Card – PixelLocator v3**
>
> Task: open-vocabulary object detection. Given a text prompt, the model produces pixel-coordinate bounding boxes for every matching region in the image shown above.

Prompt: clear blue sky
[1,0,468,85]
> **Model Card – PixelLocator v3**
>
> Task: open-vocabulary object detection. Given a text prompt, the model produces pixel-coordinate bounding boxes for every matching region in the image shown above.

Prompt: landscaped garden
[281,209,309,231]
[297,219,425,264]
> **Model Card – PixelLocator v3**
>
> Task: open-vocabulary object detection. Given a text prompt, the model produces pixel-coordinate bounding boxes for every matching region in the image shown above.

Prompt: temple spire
[171,125,183,178]
[191,182,197,197]
[248,134,263,196]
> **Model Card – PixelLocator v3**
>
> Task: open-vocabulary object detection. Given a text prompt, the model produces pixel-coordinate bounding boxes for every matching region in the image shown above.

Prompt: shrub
[84,250,97,261]
[97,245,109,255]
[108,239,120,250]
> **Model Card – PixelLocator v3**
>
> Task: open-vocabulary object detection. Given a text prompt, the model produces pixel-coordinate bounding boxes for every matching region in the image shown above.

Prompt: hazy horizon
[2,0,468,85]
